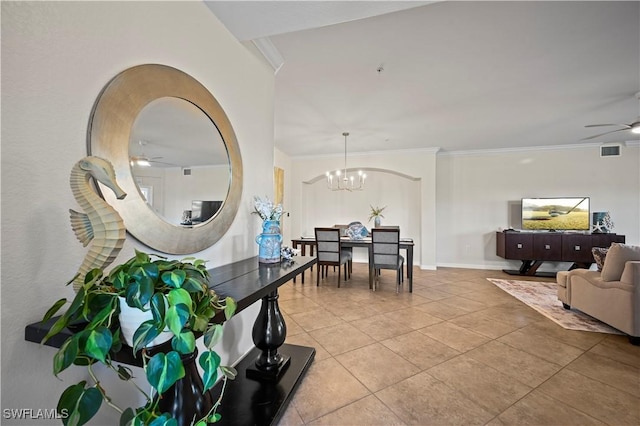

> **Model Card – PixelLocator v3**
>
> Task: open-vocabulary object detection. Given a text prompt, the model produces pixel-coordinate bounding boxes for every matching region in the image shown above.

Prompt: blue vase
[256,220,282,263]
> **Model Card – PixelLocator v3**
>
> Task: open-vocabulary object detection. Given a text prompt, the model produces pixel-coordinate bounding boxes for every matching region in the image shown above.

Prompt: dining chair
[314,227,352,287]
[333,224,353,274]
[371,228,405,292]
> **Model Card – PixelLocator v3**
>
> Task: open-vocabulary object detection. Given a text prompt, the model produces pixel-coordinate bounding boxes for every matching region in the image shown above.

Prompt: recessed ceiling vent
[600,144,621,157]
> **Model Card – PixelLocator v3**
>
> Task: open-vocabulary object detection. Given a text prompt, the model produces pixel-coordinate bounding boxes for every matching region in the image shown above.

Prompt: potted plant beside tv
[41,250,237,426]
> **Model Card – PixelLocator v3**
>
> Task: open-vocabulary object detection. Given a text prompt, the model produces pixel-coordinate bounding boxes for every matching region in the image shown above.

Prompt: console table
[496,231,625,277]
[25,255,316,426]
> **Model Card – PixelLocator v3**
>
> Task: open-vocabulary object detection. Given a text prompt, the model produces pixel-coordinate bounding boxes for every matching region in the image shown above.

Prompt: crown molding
[292,146,441,161]
[439,140,640,157]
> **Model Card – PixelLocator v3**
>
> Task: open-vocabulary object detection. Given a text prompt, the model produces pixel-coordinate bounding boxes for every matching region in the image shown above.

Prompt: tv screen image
[521,197,590,231]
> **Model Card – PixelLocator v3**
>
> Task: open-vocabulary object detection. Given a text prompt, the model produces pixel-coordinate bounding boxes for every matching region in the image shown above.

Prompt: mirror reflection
[129,97,231,226]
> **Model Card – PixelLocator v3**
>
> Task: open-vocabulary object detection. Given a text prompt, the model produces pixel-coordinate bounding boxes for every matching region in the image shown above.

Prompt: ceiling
[207,1,640,158]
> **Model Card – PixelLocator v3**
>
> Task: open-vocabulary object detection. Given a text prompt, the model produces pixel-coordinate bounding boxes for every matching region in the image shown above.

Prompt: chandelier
[326,132,366,191]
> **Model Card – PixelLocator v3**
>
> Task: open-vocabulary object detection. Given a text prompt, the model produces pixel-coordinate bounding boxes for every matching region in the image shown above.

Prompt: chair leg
[338,266,341,288]
[316,264,320,286]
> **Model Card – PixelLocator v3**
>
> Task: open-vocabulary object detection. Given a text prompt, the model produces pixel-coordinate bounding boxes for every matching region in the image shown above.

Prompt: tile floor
[276,263,640,425]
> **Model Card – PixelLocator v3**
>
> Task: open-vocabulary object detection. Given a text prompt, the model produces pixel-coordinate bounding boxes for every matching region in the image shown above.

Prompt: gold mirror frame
[88,64,243,254]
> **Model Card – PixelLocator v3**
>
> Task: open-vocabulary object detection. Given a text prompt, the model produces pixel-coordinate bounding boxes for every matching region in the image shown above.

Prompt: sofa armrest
[621,261,640,285]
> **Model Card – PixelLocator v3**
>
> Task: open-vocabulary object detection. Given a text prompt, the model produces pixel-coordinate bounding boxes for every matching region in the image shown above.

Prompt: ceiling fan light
[131,156,151,167]
[630,126,640,134]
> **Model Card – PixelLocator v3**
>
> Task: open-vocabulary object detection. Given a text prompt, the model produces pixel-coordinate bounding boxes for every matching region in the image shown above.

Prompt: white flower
[252,196,285,221]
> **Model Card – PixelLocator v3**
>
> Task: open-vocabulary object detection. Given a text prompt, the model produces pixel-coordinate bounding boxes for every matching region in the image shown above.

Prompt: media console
[496,231,625,277]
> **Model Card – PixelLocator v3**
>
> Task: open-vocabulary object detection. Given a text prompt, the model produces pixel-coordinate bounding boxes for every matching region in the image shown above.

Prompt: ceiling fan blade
[580,128,627,141]
[584,123,630,128]
[150,160,178,166]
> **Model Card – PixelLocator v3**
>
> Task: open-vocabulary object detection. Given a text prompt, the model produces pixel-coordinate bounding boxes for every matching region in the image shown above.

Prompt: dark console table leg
[246,290,291,382]
[503,260,556,278]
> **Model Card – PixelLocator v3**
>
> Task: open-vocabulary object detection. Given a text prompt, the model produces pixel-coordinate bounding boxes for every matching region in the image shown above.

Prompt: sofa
[557,243,640,344]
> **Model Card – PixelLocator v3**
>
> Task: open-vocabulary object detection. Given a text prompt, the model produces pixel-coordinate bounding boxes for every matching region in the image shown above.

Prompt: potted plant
[41,250,237,426]
[368,205,386,227]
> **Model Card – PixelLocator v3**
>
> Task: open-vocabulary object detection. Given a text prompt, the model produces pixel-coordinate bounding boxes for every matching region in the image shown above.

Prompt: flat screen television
[191,200,223,224]
[521,197,590,231]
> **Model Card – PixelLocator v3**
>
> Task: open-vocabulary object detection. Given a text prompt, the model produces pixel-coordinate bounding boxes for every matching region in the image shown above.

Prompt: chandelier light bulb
[326,132,366,191]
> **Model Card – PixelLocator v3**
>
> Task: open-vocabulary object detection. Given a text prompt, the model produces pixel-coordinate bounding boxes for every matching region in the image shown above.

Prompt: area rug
[487,278,622,334]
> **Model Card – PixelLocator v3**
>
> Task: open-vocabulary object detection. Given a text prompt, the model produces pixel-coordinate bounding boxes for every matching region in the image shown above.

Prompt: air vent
[600,144,621,157]
[183,168,192,176]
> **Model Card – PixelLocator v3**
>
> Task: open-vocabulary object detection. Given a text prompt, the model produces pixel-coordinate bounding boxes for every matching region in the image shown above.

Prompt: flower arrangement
[368,205,386,222]
[281,245,300,261]
[253,196,284,222]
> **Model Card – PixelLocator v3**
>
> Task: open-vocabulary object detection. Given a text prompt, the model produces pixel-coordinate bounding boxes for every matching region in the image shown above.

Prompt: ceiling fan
[582,118,640,140]
[582,92,640,140]
[130,140,175,167]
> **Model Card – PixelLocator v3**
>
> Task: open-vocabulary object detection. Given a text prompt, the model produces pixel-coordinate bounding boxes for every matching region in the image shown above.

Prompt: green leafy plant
[368,205,386,222]
[42,250,237,426]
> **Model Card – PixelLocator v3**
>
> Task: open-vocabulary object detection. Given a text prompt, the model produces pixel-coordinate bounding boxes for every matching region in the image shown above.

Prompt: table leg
[407,246,413,292]
[292,242,301,283]
[246,290,291,382]
[368,245,374,290]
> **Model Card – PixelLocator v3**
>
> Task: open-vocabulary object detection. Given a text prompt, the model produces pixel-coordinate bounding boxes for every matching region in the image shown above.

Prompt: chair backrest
[315,227,342,263]
[371,228,400,267]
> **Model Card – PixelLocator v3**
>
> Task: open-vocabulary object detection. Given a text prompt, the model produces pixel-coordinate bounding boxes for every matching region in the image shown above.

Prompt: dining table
[291,236,414,292]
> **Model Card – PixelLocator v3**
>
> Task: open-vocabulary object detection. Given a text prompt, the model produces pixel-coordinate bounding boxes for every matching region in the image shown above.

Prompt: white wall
[285,149,439,268]
[1,2,274,424]
[164,165,230,224]
[436,144,640,271]
[277,143,639,273]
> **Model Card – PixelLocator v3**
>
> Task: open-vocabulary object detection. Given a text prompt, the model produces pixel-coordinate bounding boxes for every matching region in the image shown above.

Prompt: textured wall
[1,2,274,423]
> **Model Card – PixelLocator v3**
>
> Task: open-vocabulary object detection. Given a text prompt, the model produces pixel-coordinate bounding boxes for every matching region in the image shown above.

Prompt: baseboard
[436,262,505,270]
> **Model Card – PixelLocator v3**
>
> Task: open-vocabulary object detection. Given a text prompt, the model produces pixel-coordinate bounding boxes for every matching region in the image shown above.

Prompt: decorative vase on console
[369,204,386,229]
[256,219,283,263]
[253,196,285,263]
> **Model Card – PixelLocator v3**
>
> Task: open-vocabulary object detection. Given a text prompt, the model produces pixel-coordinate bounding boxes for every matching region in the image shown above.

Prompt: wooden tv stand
[496,231,625,277]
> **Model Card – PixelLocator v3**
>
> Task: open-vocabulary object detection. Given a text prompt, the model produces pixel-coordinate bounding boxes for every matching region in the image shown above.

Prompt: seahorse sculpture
[69,156,127,291]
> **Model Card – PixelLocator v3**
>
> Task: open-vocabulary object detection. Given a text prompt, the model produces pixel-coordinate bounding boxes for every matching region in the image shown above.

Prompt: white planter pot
[118,297,173,348]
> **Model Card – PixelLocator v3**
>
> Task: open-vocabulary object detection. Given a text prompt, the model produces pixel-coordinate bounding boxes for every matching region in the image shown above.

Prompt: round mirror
[88,64,243,254]
[129,97,231,225]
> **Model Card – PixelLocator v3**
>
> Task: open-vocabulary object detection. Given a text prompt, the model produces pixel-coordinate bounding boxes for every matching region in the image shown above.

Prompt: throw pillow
[591,247,609,272]
[601,243,640,282]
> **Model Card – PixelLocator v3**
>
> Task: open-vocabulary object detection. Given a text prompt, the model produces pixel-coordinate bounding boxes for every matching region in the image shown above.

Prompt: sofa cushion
[591,247,609,272]
[601,243,640,282]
